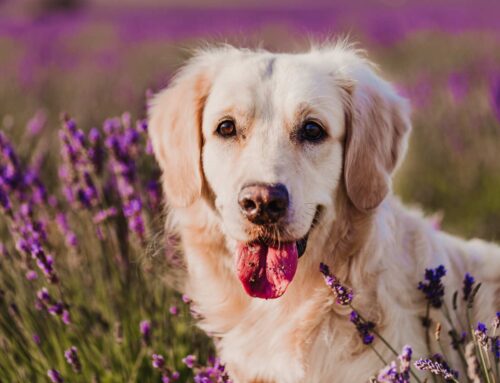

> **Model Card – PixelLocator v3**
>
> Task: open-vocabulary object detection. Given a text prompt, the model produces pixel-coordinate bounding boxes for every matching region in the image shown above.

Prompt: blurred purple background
[1,0,500,240]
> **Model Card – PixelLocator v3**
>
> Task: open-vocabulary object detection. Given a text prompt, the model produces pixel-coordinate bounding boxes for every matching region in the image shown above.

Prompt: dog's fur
[148,42,500,383]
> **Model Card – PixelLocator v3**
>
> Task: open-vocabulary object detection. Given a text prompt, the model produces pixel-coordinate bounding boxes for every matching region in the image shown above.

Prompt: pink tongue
[236,241,298,299]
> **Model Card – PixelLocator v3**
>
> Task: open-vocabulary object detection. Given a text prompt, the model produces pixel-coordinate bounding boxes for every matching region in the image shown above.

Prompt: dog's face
[149,44,411,299]
[202,54,347,244]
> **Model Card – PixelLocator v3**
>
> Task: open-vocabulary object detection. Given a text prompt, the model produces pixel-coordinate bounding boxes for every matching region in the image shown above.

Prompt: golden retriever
[148,41,500,383]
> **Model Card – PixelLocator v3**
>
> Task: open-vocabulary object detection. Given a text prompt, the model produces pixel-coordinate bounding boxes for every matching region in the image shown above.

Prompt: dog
[148,41,500,383]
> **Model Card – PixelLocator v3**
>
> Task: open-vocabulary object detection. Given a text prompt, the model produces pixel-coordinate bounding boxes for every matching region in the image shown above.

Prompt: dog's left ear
[340,56,411,212]
[148,54,214,208]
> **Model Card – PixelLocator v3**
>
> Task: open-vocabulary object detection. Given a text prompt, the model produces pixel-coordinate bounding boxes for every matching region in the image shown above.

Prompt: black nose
[238,183,289,225]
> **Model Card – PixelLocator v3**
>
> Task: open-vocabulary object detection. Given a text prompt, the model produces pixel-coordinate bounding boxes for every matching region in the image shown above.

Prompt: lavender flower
[350,310,375,345]
[161,371,180,383]
[55,212,78,248]
[59,117,100,210]
[417,265,446,308]
[462,273,475,301]
[319,262,353,305]
[37,287,50,302]
[26,109,47,136]
[182,354,197,369]
[491,336,499,361]
[398,345,412,376]
[103,116,147,241]
[36,288,70,324]
[152,353,165,369]
[146,178,162,209]
[192,357,231,383]
[377,362,398,383]
[47,369,64,383]
[493,311,500,332]
[169,305,179,316]
[32,333,41,345]
[25,270,37,280]
[64,346,81,373]
[88,127,105,174]
[414,354,458,381]
[61,309,71,325]
[474,322,488,349]
[140,319,152,344]
[93,207,118,224]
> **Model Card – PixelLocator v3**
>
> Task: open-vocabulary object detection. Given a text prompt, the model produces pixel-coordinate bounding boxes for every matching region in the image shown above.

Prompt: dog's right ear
[148,56,213,208]
[338,54,411,212]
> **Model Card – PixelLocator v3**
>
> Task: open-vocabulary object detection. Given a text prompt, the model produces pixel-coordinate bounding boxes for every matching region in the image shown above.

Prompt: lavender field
[1,0,500,382]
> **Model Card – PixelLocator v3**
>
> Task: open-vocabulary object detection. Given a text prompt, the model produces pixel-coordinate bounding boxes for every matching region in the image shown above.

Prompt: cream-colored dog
[148,42,500,383]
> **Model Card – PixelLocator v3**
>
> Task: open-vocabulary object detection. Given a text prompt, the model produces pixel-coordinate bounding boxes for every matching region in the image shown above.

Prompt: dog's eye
[216,120,236,138]
[300,121,326,142]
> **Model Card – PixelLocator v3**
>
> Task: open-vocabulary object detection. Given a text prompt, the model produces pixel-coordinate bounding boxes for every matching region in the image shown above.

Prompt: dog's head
[149,43,411,300]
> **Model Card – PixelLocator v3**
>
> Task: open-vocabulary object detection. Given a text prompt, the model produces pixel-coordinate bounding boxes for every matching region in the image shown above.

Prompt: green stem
[369,344,388,366]
[127,346,146,383]
[423,303,438,383]
[477,345,493,383]
[349,304,423,383]
[441,304,472,383]
[466,307,492,383]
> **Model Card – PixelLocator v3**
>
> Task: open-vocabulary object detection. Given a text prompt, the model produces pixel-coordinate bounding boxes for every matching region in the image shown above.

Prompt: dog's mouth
[235,207,321,300]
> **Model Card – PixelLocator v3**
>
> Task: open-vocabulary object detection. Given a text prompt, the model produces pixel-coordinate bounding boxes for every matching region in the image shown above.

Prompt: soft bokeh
[1,0,500,239]
[1,1,500,381]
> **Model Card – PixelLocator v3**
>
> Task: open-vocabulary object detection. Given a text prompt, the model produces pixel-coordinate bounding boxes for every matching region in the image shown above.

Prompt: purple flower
[61,310,71,325]
[37,287,50,302]
[48,303,64,316]
[47,369,64,383]
[169,305,179,316]
[32,333,41,345]
[140,319,152,344]
[123,197,142,217]
[398,345,412,376]
[55,213,78,248]
[0,186,11,214]
[88,127,104,173]
[462,273,475,301]
[414,355,458,381]
[319,262,353,305]
[475,322,488,349]
[192,357,231,383]
[377,361,398,382]
[493,312,500,332]
[93,207,118,224]
[152,353,165,369]
[25,270,38,280]
[26,109,47,136]
[417,265,446,308]
[182,294,192,304]
[350,310,375,345]
[64,346,81,373]
[491,336,500,361]
[59,117,100,211]
[182,354,197,369]
[146,178,162,209]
